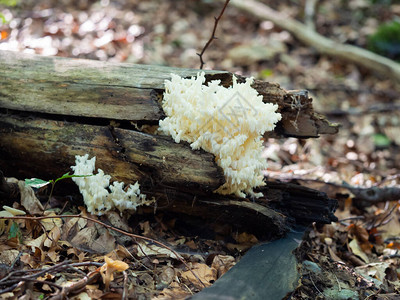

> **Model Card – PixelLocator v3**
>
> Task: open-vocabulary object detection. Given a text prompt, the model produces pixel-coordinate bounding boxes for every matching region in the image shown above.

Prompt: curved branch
[198,0,230,69]
[230,0,400,86]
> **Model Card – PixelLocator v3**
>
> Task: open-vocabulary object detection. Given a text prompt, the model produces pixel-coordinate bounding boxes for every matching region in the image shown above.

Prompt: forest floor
[1,0,400,299]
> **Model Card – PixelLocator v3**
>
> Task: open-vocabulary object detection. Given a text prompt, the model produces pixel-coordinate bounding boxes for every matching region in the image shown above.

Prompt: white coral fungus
[159,72,281,197]
[71,154,149,215]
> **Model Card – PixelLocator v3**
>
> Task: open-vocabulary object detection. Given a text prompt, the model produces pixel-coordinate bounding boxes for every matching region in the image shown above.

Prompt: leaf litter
[1,0,400,298]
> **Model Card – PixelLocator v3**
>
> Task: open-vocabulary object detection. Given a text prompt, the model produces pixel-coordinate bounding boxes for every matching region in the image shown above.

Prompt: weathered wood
[0,113,224,193]
[0,111,336,238]
[0,50,226,122]
[0,51,338,238]
[0,50,338,137]
[261,181,338,224]
[0,113,289,238]
[141,190,290,240]
[251,82,339,138]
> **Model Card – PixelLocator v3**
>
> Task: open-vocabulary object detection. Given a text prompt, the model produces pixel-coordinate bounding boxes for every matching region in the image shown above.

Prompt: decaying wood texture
[0,50,338,238]
[0,50,338,137]
[0,113,224,193]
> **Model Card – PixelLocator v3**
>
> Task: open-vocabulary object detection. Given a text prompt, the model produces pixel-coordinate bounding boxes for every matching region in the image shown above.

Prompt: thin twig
[0,260,105,297]
[0,260,71,285]
[70,262,104,268]
[10,251,22,269]
[124,245,153,272]
[334,272,341,292]
[50,270,101,300]
[383,254,400,259]
[0,283,19,294]
[309,274,322,296]
[122,271,128,300]
[367,203,398,230]
[197,0,230,69]
[23,278,63,290]
[304,0,318,30]
[0,214,206,288]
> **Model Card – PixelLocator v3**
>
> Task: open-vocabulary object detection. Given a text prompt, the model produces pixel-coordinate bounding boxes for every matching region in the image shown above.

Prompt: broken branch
[198,0,230,69]
[229,0,400,86]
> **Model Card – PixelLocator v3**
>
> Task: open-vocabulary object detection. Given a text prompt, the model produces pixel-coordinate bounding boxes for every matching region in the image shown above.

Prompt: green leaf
[53,172,92,184]
[367,20,400,61]
[373,133,391,147]
[0,13,6,24]
[25,178,50,188]
[259,68,273,78]
[8,221,22,241]
[0,0,19,7]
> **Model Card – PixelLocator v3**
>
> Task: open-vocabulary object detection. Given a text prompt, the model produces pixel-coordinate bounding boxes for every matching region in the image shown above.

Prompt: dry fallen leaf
[91,230,116,254]
[159,266,175,286]
[70,292,92,300]
[17,180,44,214]
[355,262,391,283]
[181,262,217,288]
[0,249,19,266]
[70,227,97,251]
[20,253,38,269]
[40,212,62,231]
[234,232,258,244]
[348,224,372,254]
[0,206,25,236]
[44,226,61,248]
[349,239,369,263]
[26,233,46,253]
[211,255,236,278]
[61,217,87,241]
[154,281,192,300]
[136,241,182,260]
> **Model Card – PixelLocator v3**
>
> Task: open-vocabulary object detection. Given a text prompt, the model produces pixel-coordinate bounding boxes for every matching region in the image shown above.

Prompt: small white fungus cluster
[159,72,281,198]
[71,154,148,215]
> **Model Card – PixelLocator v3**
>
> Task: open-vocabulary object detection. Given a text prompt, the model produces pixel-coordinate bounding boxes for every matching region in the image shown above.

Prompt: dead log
[0,50,338,137]
[0,50,338,239]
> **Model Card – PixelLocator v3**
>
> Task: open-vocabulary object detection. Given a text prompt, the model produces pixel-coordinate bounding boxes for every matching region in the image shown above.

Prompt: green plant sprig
[25,172,92,210]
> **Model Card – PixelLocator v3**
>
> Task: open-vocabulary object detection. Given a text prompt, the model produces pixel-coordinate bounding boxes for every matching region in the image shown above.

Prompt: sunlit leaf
[259,68,273,78]
[25,178,50,188]
[0,0,19,7]
[373,133,391,147]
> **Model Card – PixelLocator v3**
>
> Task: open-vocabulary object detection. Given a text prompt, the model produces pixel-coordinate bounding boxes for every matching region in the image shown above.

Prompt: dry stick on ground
[0,261,70,286]
[197,0,230,69]
[365,203,398,230]
[50,270,101,300]
[267,173,400,207]
[0,261,104,298]
[0,261,71,294]
[0,214,206,289]
[229,0,400,86]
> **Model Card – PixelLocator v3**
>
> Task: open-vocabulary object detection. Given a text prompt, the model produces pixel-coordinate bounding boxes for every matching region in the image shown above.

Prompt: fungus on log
[0,50,338,239]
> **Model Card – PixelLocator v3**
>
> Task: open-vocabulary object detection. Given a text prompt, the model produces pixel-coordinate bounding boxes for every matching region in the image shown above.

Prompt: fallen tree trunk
[0,50,338,239]
[0,50,338,138]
